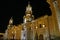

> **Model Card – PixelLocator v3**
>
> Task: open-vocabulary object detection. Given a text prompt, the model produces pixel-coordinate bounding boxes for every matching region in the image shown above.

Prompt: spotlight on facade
[42,24,46,28]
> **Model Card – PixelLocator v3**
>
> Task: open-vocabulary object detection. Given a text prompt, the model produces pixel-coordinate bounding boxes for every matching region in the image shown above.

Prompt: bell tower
[23,2,34,23]
[4,17,13,39]
[21,2,34,40]
[8,17,13,29]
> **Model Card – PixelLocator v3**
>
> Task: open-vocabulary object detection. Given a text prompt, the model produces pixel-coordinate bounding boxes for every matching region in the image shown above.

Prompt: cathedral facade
[2,0,60,40]
[4,3,50,40]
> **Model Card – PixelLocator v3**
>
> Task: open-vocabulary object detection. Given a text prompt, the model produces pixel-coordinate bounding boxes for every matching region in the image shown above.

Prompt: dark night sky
[0,0,52,33]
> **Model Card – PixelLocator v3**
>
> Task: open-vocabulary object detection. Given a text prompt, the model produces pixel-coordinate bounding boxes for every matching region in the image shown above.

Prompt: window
[39,24,42,28]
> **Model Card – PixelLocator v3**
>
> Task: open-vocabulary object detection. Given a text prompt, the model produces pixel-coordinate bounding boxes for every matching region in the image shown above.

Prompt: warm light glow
[36,26,38,29]
[42,24,45,28]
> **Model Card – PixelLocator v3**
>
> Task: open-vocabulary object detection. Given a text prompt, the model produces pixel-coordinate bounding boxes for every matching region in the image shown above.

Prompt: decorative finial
[9,17,13,25]
[26,1,32,14]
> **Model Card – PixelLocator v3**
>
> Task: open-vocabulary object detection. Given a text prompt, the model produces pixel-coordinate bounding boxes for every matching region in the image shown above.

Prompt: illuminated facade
[4,2,50,40]
[2,0,60,40]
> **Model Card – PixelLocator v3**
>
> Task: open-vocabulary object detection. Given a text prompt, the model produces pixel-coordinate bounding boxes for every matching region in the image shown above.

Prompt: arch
[39,34,44,40]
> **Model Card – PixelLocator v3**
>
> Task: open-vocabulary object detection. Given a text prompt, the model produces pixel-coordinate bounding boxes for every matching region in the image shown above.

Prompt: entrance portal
[39,34,44,40]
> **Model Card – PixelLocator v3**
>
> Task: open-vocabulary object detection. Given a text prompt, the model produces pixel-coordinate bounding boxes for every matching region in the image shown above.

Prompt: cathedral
[0,0,60,40]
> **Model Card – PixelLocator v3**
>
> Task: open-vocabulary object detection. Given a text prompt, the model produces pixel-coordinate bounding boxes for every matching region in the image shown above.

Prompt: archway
[39,34,44,40]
